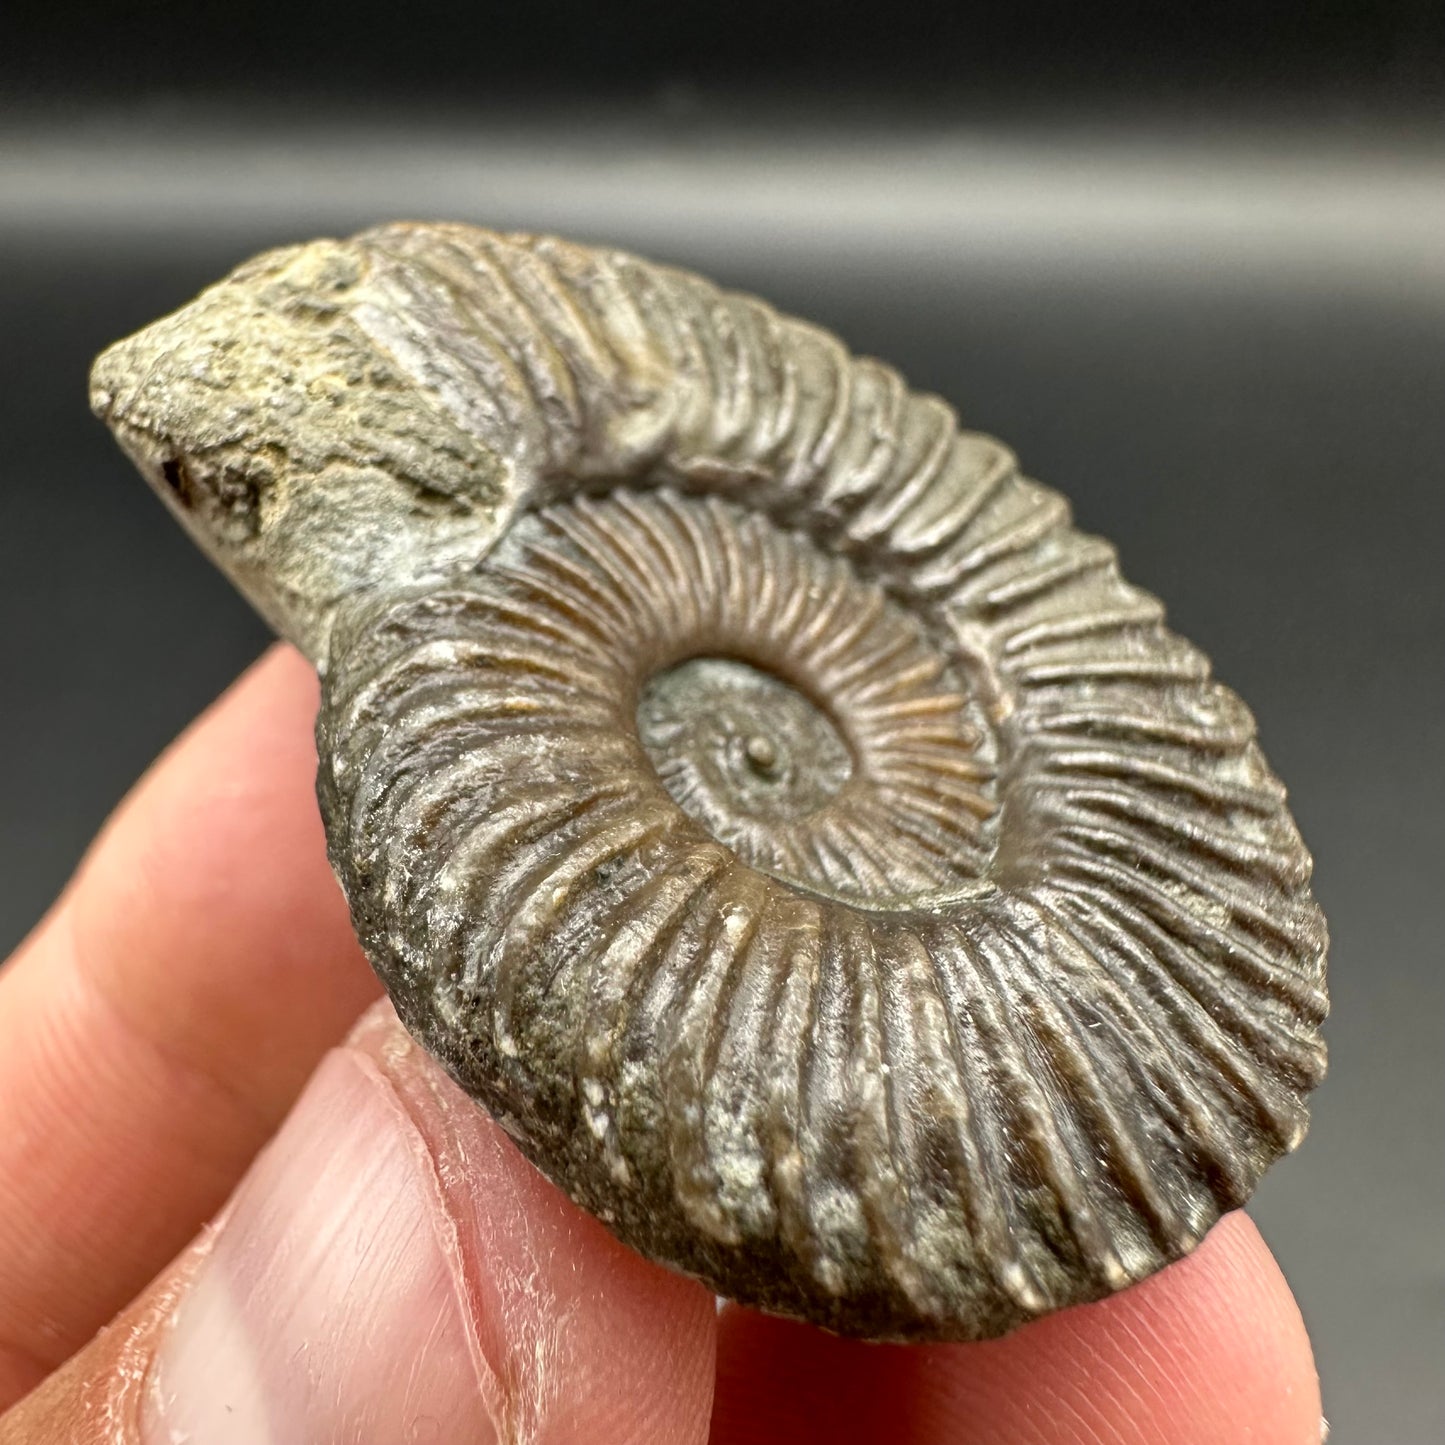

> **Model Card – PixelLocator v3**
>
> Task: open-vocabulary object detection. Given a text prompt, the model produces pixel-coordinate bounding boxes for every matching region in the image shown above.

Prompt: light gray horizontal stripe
[4,117,1442,291]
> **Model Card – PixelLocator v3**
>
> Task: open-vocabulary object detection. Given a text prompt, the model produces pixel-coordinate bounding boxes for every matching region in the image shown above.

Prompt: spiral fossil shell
[92,224,1328,1341]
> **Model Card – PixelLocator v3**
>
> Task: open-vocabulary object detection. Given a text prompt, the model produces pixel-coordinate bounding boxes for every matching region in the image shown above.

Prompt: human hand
[0,647,1324,1443]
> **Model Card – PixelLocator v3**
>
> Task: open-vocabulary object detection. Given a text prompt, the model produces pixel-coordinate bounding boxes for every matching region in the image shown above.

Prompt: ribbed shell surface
[307,225,1328,1341]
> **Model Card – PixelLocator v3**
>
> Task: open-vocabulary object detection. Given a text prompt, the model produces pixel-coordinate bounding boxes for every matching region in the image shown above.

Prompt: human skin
[0,646,1324,1442]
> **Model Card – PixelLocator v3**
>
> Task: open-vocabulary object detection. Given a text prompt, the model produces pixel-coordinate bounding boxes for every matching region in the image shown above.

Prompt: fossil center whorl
[498,488,1001,906]
[638,656,856,833]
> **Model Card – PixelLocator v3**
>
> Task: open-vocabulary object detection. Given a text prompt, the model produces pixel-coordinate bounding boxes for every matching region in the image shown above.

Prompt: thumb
[0,1001,718,1444]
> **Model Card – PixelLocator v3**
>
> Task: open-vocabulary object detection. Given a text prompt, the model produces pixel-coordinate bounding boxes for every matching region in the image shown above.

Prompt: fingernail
[141,1037,496,1444]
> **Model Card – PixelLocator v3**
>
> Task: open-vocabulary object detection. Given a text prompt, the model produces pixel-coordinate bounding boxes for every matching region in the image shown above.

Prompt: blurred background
[3,2,1442,1438]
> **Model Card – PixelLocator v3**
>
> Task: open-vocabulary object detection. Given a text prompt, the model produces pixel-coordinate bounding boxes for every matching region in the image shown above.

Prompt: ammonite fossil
[90,225,1328,1342]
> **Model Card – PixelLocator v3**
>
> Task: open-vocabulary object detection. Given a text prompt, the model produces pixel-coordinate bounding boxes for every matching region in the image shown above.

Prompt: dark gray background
[2,4,1442,1439]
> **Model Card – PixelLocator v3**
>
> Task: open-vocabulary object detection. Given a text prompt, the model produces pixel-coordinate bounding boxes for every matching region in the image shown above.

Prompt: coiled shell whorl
[101,224,1329,1342]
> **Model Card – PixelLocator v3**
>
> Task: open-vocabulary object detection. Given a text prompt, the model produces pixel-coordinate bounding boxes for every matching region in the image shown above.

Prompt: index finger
[0,645,381,1406]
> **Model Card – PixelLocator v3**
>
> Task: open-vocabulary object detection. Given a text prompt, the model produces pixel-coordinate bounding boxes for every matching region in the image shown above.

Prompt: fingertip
[350,1003,719,1444]
[122,1002,717,1445]
[712,1213,1321,1445]
[3,1003,720,1445]
[1050,1207,1325,1442]
[970,1211,1321,1445]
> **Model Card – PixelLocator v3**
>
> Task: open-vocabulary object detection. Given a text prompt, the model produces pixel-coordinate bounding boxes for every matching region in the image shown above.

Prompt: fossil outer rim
[95,223,1328,1342]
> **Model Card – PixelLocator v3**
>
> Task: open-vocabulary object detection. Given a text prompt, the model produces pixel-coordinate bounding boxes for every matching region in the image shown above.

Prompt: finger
[0,1001,718,1445]
[710,1212,1322,1445]
[0,645,381,1406]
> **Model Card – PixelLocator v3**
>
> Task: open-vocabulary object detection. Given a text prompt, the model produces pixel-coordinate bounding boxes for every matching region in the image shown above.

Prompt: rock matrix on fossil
[91,224,1328,1341]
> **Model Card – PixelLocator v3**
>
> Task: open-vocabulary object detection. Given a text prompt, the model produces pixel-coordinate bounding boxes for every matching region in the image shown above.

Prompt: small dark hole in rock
[161,457,191,505]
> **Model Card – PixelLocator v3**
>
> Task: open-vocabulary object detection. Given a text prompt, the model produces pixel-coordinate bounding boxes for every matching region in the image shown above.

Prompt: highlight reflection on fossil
[91,223,1328,1342]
